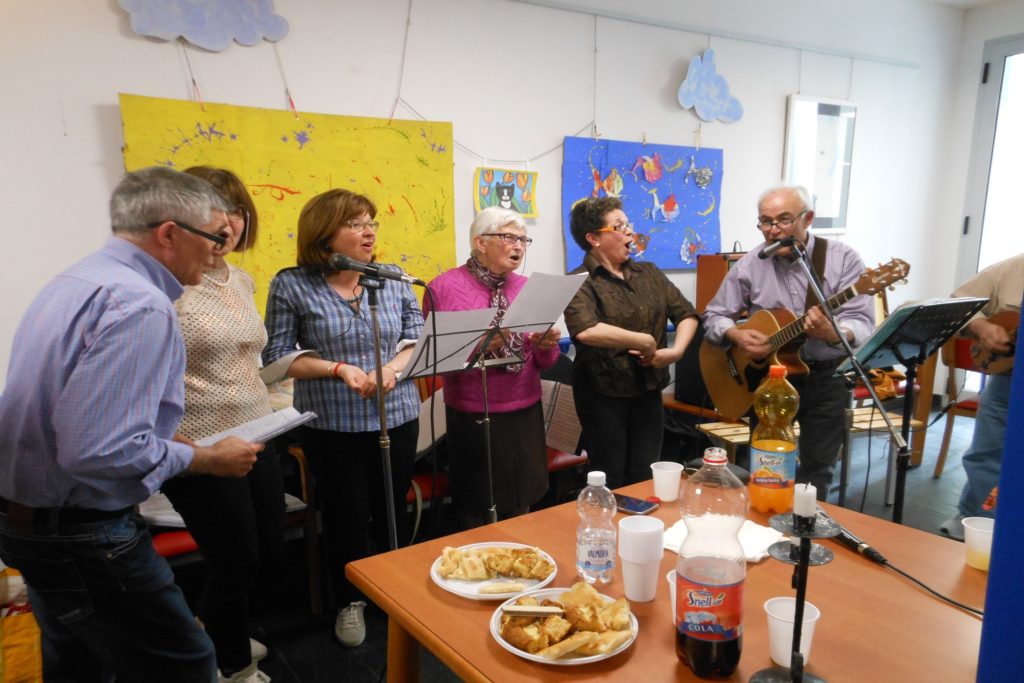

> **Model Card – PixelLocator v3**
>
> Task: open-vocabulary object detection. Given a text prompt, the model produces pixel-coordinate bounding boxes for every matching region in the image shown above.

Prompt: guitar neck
[768,285,858,352]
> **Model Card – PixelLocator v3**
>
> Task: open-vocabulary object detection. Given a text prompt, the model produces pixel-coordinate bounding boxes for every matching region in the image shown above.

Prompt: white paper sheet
[540,380,582,454]
[501,272,588,333]
[194,407,317,447]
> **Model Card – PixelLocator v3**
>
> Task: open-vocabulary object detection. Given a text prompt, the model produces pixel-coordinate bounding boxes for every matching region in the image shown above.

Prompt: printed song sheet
[195,407,317,447]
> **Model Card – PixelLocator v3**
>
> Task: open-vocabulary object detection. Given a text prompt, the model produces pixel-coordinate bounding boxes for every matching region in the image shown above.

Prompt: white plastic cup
[618,516,664,602]
[650,461,684,502]
[962,517,995,571]
[764,597,821,667]
[666,568,677,625]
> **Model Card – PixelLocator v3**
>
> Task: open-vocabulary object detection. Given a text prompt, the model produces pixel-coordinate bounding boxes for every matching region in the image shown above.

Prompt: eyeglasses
[593,222,634,235]
[343,219,380,232]
[757,210,807,232]
[482,233,533,246]
[147,220,227,248]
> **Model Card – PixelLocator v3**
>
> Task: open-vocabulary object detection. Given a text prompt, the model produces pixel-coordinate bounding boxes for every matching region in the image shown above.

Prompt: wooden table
[347,481,986,682]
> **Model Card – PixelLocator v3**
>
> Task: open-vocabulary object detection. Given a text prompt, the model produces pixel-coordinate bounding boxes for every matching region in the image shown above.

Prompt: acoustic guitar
[968,310,1018,375]
[699,259,910,419]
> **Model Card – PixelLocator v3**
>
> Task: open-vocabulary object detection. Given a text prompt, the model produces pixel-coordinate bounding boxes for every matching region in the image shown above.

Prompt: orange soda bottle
[748,365,800,514]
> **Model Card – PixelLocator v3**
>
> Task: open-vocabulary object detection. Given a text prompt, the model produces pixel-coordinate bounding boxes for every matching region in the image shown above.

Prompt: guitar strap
[804,235,829,313]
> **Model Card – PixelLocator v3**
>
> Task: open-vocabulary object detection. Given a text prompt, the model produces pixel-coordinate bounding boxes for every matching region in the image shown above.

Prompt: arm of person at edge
[953,258,1017,356]
[53,307,257,500]
[173,433,262,477]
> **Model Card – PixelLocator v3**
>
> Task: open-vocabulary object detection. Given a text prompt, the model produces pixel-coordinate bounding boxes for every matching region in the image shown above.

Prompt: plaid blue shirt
[0,237,194,509]
[263,266,424,432]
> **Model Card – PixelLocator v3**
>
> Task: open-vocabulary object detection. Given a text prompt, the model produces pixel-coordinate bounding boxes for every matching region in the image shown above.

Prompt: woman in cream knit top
[161,167,283,683]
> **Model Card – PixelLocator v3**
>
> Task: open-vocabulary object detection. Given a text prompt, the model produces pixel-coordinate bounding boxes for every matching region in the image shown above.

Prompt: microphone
[758,236,797,260]
[816,510,887,565]
[328,254,426,286]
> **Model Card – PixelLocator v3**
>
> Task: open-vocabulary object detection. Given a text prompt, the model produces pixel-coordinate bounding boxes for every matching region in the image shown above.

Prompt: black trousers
[574,387,664,490]
[161,440,285,674]
[299,419,417,607]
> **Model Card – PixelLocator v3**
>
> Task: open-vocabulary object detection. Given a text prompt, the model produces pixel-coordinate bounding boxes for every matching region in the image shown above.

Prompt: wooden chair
[932,337,984,477]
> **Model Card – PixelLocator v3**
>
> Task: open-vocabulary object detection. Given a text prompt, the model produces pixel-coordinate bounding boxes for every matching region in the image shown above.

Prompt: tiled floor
[174,405,975,682]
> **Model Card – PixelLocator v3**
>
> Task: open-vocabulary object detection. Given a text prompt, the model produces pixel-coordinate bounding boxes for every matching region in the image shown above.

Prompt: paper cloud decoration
[118,0,289,52]
[677,49,743,124]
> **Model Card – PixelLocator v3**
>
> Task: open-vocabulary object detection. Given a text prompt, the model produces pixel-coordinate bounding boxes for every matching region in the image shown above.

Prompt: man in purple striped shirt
[0,167,263,681]
[704,185,874,499]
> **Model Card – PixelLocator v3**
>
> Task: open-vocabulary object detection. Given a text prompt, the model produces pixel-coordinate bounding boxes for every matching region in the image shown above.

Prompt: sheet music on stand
[837,297,989,374]
[541,380,582,455]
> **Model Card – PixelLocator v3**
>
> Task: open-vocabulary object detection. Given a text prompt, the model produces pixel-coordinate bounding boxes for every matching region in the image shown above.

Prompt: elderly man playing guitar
[940,253,1022,540]
[702,185,876,500]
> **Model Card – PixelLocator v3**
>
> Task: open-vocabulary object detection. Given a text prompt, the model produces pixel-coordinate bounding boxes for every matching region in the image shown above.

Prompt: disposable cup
[650,461,684,502]
[764,597,820,667]
[666,569,677,625]
[962,517,994,571]
[621,559,660,601]
[618,515,665,562]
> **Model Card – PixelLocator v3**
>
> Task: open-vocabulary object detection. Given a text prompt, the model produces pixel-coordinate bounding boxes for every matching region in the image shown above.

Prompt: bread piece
[478,581,525,594]
[600,598,632,631]
[559,582,606,612]
[574,629,633,656]
[536,631,600,659]
[460,554,489,580]
[539,615,572,643]
[563,604,605,632]
[501,623,550,654]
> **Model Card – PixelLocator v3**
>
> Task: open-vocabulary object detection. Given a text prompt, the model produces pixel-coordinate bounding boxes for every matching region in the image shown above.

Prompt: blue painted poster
[561,136,722,273]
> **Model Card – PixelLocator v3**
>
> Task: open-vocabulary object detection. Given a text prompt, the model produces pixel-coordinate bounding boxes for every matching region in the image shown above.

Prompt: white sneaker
[334,601,367,647]
[218,662,270,683]
[249,638,267,663]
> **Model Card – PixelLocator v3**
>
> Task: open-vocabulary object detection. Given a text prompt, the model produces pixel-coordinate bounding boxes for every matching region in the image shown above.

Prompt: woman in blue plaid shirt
[263,189,423,647]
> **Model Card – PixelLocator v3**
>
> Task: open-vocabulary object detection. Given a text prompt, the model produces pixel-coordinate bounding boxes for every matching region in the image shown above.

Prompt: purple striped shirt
[703,234,875,361]
[0,237,194,509]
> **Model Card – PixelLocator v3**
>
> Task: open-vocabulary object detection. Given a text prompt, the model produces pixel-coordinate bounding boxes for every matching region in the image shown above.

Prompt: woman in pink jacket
[423,207,562,529]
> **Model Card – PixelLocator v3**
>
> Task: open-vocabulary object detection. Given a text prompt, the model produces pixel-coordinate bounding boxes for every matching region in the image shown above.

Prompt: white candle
[793,483,817,517]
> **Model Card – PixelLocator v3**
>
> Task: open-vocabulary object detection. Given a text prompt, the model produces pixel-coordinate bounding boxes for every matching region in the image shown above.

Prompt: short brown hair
[569,196,623,251]
[183,166,259,252]
[296,189,377,271]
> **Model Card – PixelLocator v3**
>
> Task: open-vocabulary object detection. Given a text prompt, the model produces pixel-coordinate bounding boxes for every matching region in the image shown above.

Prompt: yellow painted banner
[120,94,455,313]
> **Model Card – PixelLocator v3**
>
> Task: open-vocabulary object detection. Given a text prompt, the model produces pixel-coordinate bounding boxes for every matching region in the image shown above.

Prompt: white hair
[469,207,527,255]
[757,184,813,213]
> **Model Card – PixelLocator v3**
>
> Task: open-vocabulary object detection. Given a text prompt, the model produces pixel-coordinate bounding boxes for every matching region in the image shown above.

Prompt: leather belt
[804,358,841,371]
[0,496,132,527]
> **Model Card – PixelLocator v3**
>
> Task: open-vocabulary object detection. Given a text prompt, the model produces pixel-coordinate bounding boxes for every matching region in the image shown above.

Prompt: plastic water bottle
[675,447,748,677]
[749,364,800,514]
[576,471,616,584]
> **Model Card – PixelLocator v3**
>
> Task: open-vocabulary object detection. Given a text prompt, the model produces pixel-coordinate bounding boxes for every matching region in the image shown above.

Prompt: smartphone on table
[614,493,659,515]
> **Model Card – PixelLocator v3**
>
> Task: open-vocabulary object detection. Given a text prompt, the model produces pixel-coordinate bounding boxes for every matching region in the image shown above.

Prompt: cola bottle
[675,447,748,677]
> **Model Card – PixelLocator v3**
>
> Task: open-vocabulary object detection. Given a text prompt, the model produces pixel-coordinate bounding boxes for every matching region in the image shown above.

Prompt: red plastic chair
[932,337,983,477]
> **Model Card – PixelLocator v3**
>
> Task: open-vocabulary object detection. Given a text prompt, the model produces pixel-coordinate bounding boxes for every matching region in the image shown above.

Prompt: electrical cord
[883,560,984,618]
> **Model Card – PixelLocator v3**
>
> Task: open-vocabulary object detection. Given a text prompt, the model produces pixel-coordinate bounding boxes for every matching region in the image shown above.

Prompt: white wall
[0,0,1010,385]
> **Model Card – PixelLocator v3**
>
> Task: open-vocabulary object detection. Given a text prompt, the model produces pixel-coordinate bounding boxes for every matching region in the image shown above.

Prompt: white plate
[489,587,639,666]
[429,542,557,601]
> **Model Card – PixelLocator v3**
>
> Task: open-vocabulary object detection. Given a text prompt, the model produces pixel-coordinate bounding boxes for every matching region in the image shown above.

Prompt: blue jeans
[0,510,215,683]
[957,373,1011,519]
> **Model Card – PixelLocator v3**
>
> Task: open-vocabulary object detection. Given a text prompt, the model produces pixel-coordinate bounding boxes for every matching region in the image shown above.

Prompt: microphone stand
[361,274,398,551]
[785,242,907,502]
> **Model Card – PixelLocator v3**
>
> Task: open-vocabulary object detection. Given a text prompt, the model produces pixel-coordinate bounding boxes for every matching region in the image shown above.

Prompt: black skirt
[444,400,549,527]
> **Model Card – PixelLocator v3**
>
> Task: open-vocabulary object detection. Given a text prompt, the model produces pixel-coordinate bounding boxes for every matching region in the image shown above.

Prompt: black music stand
[405,311,539,525]
[836,297,989,523]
